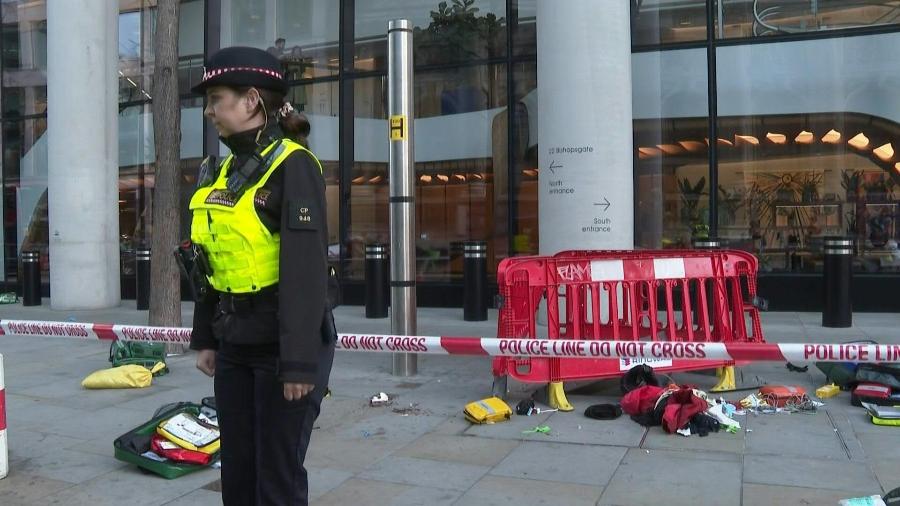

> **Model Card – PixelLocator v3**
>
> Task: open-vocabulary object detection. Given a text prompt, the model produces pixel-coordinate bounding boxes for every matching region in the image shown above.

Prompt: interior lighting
[848,133,870,150]
[678,141,706,152]
[795,131,814,144]
[766,132,787,144]
[874,143,894,161]
[735,135,760,146]
[821,129,841,144]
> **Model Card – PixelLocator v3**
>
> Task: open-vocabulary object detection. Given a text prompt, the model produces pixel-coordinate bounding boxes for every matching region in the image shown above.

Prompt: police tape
[1,318,899,364]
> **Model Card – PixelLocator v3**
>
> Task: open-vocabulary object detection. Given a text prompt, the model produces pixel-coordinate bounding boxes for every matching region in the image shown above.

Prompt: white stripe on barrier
[590,259,624,282]
[653,258,686,279]
[2,319,899,363]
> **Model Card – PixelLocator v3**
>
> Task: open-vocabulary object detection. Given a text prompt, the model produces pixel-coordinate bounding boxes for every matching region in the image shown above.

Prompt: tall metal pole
[388,19,417,376]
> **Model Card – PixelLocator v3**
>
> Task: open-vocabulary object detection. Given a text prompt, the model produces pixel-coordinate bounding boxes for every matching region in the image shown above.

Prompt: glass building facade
[3,0,900,309]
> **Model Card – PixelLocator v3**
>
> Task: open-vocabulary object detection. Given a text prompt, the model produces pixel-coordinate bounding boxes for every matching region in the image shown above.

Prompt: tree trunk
[149,0,183,353]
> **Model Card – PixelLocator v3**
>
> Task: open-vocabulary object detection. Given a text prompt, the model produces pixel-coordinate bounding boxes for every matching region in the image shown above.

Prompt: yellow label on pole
[389,115,407,141]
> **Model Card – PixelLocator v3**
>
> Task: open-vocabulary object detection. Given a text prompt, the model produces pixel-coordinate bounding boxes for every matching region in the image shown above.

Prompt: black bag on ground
[856,363,900,390]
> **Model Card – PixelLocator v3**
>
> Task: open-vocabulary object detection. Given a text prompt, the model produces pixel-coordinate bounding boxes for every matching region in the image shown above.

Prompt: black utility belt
[216,285,279,315]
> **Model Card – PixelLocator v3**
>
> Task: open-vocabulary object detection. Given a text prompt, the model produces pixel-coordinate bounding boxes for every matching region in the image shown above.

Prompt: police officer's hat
[191,46,288,96]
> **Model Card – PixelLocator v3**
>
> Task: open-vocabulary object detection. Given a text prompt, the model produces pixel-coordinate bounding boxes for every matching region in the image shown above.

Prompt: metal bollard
[365,244,389,318]
[463,241,488,321]
[135,249,151,310]
[822,236,853,328]
[691,238,720,250]
[21,251,41,306]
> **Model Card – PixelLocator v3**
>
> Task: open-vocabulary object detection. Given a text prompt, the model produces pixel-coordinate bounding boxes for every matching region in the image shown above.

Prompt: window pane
[513,0,536,56]
[721,0,900,39]
[3,117,48,281]
[632,48,710,248]
[221,0,339,79]
[716,33,900,273]
[1,1,47,71]
[631,0,708,46]
[355,0,507,71]
[510,61,537,254]
[285,81,341,264]
[348,64,508,281]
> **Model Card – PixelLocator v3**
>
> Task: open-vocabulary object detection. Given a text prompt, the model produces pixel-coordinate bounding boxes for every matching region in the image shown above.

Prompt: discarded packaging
[838,495,887,506]
[522,425,551,435]
[369,392,391,406]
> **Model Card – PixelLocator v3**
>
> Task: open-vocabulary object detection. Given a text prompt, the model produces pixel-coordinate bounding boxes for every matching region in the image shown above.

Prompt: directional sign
[389,115,407,141]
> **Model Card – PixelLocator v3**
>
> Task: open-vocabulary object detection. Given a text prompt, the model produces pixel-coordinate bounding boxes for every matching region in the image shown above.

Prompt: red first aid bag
[622,385,665,416]
[852,382,893,407]
[150,434,212,466]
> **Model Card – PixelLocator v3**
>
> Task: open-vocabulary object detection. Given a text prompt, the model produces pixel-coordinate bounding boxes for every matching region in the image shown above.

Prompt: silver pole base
[392,352,417,376]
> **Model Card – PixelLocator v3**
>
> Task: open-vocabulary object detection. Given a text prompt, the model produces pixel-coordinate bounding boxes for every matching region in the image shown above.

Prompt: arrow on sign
[549,160,563,174]
[594,197,611,211]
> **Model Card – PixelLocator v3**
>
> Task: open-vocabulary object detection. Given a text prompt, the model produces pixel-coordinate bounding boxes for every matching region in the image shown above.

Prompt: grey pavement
[0,300,897,505]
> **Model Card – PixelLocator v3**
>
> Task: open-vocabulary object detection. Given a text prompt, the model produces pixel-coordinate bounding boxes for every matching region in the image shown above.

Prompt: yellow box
[816,383,841,399]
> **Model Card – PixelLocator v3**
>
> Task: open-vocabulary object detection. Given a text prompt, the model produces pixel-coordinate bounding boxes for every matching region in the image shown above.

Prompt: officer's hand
[283,383,315,401]
[196,349,216,377]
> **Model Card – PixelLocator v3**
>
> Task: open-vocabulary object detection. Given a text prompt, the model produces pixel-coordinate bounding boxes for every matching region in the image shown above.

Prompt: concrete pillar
[537,1,634,254]
[46,0,120,309]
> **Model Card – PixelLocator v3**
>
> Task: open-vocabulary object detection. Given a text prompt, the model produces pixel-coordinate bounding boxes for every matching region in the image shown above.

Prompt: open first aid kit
[464,397,512,424]
[156,413,221,454]
[114,400,219,479]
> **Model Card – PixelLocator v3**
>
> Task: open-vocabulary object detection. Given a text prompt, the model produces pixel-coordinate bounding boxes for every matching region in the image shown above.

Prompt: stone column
[46,0,120,309]
[537,1,634,254]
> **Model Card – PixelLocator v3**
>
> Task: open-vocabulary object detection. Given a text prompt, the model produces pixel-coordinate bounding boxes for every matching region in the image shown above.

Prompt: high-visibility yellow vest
[189,138,322,294]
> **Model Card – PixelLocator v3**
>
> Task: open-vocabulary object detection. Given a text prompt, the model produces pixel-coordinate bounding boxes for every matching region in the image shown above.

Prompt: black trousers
[215,339,334,505]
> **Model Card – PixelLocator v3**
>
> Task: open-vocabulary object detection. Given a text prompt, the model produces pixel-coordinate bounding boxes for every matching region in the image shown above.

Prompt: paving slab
[14,448,125,485]
[745,411,849,460]
[334,410,448,444]
[0,470,74,505]
[743,454,881,494]
[313,477,461,506]
[869,457,900,494]
[393,433,520,467]
[5,429,89,464]
[538,404,647,447]
[741,483,874,506]
[455,475,603,506]
[600,448,742,506]
[307,467,355,501]
[641,424,746,453]
[357,455,490,491]
[489,441,626,487]
[162,489,223,506]
[463,410,556,441]
[856,432,900,462]
[304,429,401,473]
[37,466,220,506]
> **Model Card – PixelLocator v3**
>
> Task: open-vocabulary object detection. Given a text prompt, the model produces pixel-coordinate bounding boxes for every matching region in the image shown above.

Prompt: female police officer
[187,46,335,505]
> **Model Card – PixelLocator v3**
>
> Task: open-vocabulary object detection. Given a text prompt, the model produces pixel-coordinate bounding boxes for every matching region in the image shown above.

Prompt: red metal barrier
[492,250,765,391]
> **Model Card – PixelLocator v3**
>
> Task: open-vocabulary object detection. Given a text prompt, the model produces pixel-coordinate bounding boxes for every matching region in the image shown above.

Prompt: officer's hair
[234,86,310,147]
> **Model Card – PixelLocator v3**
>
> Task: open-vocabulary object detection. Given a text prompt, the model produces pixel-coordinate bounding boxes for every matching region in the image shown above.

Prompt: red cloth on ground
[662,386,709,433]
[151,434,212,465]
[621,385,665,416]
